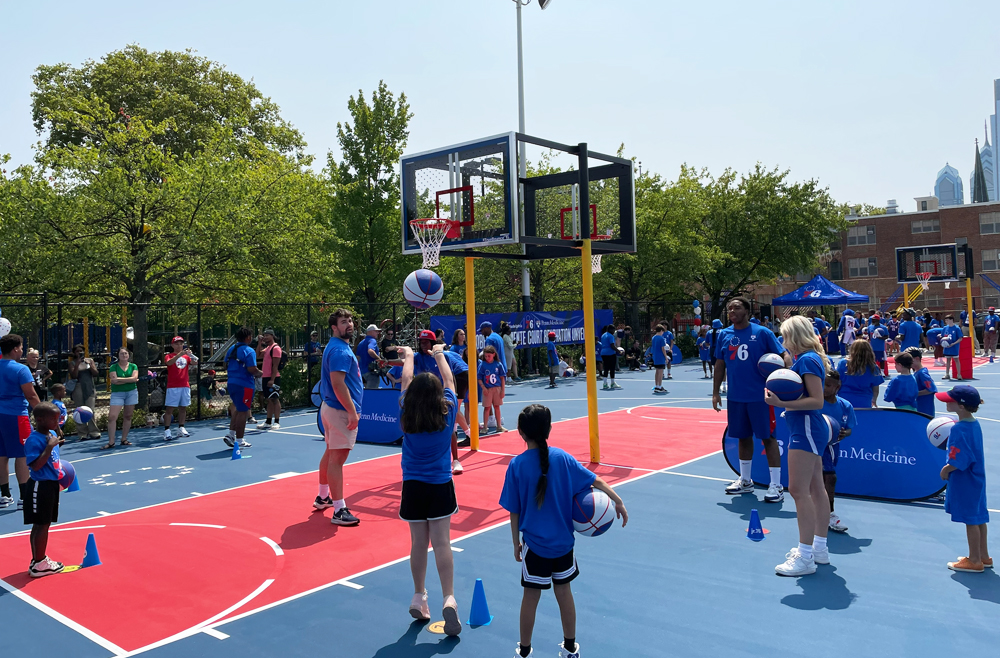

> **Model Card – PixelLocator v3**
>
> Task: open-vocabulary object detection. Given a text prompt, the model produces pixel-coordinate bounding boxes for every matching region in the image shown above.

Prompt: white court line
[336,580,364,590]
[268,472,302,479]
[97,511,111,516]
[662,471,731,483]
[259,536,284,557]
[170,523,226,529]
[190,492,205,496]
[267,431,322,438]
[451,546,464,552]
[201,627,229,640]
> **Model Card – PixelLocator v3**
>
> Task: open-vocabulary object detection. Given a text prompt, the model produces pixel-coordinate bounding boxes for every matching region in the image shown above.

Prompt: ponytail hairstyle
[518,404,553,509]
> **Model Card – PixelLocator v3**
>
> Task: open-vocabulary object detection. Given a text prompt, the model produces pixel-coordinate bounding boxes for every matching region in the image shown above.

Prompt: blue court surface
[2,360,999,657]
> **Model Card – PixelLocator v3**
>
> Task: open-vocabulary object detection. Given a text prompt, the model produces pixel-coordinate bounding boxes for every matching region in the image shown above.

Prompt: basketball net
[410,218,455,268]
[591,236,610,274]
[917,271,932,292]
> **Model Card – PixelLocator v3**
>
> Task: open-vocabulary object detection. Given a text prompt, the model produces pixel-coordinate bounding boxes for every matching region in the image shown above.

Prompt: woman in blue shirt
[765,316,830,577]
[397,344,462,636]
[836,341,883,409]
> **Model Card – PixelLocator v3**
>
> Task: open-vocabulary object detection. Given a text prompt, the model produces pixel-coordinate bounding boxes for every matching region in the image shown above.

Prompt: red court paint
[0,406,718,654]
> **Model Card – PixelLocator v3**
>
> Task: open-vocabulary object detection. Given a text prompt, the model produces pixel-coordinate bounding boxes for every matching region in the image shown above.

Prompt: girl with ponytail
[499,404,628,658]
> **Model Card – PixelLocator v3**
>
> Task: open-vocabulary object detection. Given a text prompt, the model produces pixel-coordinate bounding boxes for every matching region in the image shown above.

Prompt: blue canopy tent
[771,275,868,307]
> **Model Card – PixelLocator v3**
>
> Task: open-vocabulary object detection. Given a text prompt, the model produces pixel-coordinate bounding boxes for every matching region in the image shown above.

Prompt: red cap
[871,314,880,321]
[418,330,436,342]
[548,331,557,339]
[171,336,184,343]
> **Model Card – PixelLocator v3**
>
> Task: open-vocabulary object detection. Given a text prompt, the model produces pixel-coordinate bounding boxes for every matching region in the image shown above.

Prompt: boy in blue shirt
[884,353,918,411]
[650,325,669,393]
[697,327,712,379]
[500,404,628,658]
[821,369,856,534]
[866,314,888,373]
[904,347,936,416]
[936,385,991,572]
[941,315,965,381]
[599,325,621,390]
[546,332,560,389]
[663,326,675,380]
[984,306,999,362]
[897,311,923,353]
[51,383,68,439]
[23,402,65,577]
[926,325,944,367]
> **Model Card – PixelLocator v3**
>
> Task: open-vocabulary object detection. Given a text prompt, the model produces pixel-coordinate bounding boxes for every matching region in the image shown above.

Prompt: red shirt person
[163,336,197,441]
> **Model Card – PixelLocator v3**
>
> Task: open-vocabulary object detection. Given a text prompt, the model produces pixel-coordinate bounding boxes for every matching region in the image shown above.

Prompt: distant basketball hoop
[916,271,932,292]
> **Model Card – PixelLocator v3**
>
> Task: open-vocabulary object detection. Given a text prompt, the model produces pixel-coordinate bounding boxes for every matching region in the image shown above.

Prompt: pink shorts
[320,402,358,450]
[481,386,503,407]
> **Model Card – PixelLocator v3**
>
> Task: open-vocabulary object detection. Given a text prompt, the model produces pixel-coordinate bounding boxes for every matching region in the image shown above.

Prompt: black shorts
[263,377,281,400]
[454,372,469,401]
[601,355,617,376]
[399,479,458,522]
[521,545,578,589]
[23,479,59,526]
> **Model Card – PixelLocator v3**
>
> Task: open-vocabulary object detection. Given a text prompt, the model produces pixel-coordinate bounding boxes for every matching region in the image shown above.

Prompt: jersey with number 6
[714,324,786,403]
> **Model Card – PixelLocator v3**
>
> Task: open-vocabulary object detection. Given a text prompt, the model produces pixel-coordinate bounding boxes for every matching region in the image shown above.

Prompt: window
[984,295,1000,310]
[911,218,940,233]
[921,201,928,211]
[983,249,999,272]
[829,261,843,280]
[847,225,876,246]
[849,257,878,277]
[926,293,944,308]
[981,212,1000,235]
[828,239,842,251]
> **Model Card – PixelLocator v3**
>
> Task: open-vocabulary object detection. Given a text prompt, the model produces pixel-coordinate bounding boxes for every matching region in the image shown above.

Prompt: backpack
[269,344,289,372]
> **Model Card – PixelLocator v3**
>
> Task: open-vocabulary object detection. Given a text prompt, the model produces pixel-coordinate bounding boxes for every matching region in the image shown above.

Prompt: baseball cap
[871,313,881,321]
[171,336,184,343]
[548,331,556,339]
[991,307,996,312]
[418,329,436,342]
[935,385,983,408]
[479,321,492,330]
[263,328,275,336]
[366,324,379,332]
[207,369,216,375]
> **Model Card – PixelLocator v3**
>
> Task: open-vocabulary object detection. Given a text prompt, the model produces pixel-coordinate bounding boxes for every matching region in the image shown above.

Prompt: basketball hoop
[410,218,456,268]
[590,235,611,274]
[916,272,932,292]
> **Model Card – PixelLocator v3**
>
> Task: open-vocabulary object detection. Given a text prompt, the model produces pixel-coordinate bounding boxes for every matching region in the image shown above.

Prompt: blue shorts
[726,401,774,441]
[822,443,839,472]
[873,351,885,363]
[0,413,31,459]
[787,412,829,456]
[229,385,253,412]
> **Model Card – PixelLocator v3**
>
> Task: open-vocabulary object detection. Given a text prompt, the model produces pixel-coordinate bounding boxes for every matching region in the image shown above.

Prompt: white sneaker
[237,438,252,448]
[813,545,830,565]
[271,422,281,430]
[164,429,174,441]
[29,556,65,578]
[764,483,784,503]
[179,427,190,437]
[775,547,816,576]
[247,416,257,424]
[725,478,754,495]
[559,641,581,657]
[829,512,848,533]
[224,434,235,447]
[257,422,272,430]
[602,382,610,390]
[513,644,533,657]
[452,459,464,475]
[0,495,12,508]
[611,382,623,390]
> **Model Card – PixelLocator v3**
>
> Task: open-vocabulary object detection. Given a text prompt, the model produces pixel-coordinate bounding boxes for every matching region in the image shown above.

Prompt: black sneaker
[331,507,360,526]
[223,435,235,447]
[313,496,335,510]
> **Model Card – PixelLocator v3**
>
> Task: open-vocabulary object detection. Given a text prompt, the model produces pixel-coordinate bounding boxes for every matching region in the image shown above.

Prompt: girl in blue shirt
[765,316,830,577]
[884,353,918,411]
[941,315,965,381]
[836,341,883,409]
[397,345,462,635]
[500,404,627,658]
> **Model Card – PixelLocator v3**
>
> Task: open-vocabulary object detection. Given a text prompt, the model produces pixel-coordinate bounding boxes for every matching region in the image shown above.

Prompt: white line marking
[267,430,322,438]
[97,511,111,516]
[259,536,284,556]
[337,580,364,590]
[201,627,230,640]
[268,472,301,479]
[451,546,464,552]
[51,524,105,533]
[190,492,205,496]
[662,471,731,483]
[170,523,226,529]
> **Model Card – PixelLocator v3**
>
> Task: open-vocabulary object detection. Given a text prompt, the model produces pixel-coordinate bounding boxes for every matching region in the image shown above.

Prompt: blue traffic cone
[747,509,765,542]
[231,441,242,460]
[81,533,102,568]
[467,578,493,626]
[67,477,80,492]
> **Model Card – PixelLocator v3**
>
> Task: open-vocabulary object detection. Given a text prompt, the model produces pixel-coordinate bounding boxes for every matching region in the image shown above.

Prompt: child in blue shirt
[884,353,918,411]
[936,385,991,572]
[697,327,712,379]
[51,383,68,439]
[941,315,965,381]
[479,345,506,433]
[904,347,936,416]
[397,345,463,633]
[546,332,561,388]
[385,366,403,390]
[22,402,66,577]
[500,404,627,658]
[821,369,856,534]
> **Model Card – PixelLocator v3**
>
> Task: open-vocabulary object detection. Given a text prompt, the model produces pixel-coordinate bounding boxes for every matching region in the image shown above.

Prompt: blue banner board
[313,384,402,445]
[723,408,946,501]
[430,310,614,351]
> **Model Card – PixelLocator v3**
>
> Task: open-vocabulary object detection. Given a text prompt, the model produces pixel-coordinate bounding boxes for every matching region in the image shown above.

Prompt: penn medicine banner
[430,310,615,351]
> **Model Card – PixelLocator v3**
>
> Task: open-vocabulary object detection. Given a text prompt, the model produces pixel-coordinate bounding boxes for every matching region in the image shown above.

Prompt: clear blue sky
[2,0,998,210]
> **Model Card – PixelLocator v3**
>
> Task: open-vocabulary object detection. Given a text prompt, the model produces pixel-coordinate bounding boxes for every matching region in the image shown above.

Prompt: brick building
[752,199,1000,316]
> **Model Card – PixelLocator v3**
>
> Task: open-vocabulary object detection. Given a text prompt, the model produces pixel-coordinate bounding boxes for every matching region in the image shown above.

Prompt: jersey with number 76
[714,324,786,403]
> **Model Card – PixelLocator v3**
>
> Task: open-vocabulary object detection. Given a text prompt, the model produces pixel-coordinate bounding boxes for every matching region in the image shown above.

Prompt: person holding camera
[68,344,100,441]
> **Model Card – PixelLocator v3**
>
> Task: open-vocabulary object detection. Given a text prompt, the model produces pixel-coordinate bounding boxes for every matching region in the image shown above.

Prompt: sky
[2,0,999,211]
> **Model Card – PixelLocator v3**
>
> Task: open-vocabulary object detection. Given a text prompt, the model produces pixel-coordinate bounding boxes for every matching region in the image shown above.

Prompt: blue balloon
[692,300,700,307]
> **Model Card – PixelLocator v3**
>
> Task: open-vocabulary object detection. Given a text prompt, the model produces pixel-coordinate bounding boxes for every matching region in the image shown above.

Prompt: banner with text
[430,310,614,351]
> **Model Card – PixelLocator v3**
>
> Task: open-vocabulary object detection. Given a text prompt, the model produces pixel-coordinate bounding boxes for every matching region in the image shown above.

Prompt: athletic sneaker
[452,459,464,475]
[602,382,610,390]
[725,478,754,495]
[178,427,190,437]
[513,644,533,657]
[257,422,272,430]
[0,495,12,508]
[29,556,64,578]
[224,434,235,447]
[164,429,174,441]
[948,557,984,573]
[271,422,281,430]
[331,507,360,526]
[313,496,335,510]
[611,382,623,390]
[812,545,830,565]
[409,590,430,621]
[237,438,252,448]
[764,483,784,503]
[559,642,581,657]
[829,512,848,533]
[775,547,816,576]
[442,598,462,636]
[247,416,257,424]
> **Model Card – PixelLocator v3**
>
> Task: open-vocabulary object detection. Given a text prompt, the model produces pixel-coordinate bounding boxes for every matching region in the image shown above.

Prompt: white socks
[813,535,827,552]
[769,467,782,486]
[333,498,346,512]
[739,460,752,482]
[798,542,813,560]
[318,484,330,498]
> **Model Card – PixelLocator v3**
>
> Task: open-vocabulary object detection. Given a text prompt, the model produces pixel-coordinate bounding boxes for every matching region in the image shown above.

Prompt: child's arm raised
[399,347,414,392]
[592,476,629,527]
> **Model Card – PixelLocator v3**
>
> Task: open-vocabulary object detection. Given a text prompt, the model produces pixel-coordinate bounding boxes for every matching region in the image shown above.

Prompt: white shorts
[321,402,358,450]
[165,387,191,408]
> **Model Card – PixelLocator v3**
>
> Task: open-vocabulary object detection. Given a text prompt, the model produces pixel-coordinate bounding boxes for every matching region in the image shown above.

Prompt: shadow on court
[780,565,857,610]
[279,511,342,550]
[716,494,797,521]
[371,620,460,657]
[951,569,1000,604]
[827,532,873,555]
[196,449,237,461]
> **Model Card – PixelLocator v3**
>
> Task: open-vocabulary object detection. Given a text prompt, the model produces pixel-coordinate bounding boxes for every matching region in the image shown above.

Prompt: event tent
[771,274,869,306]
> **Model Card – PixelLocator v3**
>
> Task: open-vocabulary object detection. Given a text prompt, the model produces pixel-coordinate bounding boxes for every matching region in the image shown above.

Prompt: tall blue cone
[67,476,80,492]
[747,509,765,542]
[81,533,102,568]
[231,441,243,460]
[467,578,493,626]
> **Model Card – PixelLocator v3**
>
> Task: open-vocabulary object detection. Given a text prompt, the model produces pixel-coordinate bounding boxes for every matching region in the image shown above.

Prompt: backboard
[895,243,972,283]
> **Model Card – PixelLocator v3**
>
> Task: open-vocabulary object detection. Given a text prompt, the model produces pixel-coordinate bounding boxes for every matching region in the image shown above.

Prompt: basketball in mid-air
[403,269,444,310]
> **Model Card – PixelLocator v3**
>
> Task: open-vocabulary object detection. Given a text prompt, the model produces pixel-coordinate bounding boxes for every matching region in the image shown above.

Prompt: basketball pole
[965,277,974,338]
[903,283,909,309]
[581,239,600,463]
[465,256,480,451]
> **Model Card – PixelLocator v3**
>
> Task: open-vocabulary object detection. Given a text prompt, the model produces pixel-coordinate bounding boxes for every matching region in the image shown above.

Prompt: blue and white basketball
[572,488,616,537]
[765,369,803,402]
[757,353,785,378]
[403,269,444,310]
[824,415,842,445]
[72,406,94,425]
[927,416,955,450]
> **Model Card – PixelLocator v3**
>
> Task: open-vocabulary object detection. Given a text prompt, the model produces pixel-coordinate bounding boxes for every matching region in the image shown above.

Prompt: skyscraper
[969,122,994,202]
[935,163,964,206]
[993,79,1000,204]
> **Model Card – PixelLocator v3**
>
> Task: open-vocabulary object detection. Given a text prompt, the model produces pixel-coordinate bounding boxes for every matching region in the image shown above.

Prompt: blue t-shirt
[413,352,441,379]
[821,396,857,436]
[387,366,402,390]
[785,351,826,429]
[887,319,899,339]
[929,319,941,329]
[24,429,61,481]
[484,333,507,376]
[897,320,923,350]
[401,388,458,485]
[355,336,379,373]
[883,373,917,409]
[836,359,882,409]
[663,331,674,347]
[54,399,67,427]
[226,343,257,389]
[714,324,785,403]
[985,313,1000,335]
[945,419,989,525]
[942,325,963,357]
[913,367,936,416]
[499,446,597,559]
[443,350,468,376]
[697,336,711,361]
[926,327,943,347]
[813,318,831,336]
[320,338,363,411]
[650,334,668,365]
[0,358,33,416]
[867,324,888,352]
[479,360,504,388]
[599,332,618,356]
[304,340,322,365]
[449,343,466,356]
[547,341,559,366]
